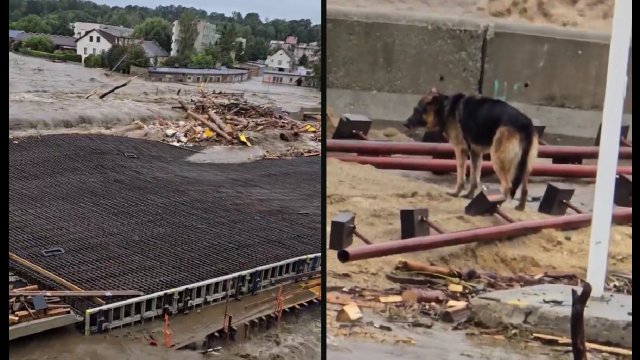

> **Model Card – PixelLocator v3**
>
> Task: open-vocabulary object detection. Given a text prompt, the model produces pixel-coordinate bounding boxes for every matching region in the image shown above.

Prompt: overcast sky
[91,0,321,24]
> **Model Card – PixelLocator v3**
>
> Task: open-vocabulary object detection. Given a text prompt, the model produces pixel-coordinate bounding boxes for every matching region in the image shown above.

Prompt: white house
[265,49,296,71]
[73,22,133,39]
[75,29,137,64]
[75,29,115,63]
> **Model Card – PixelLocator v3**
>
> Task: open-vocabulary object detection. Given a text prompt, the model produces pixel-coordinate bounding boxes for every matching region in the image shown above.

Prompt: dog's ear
[428,94,447,110]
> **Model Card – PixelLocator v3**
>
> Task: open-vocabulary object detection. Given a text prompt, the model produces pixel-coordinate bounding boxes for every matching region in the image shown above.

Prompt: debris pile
[9,276,73,326]
[327,259,632,352]
[155,90,320,150]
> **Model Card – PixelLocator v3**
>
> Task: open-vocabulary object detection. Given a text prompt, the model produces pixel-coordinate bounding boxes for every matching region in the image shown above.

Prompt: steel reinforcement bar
[83,253,321,335]
[329,155,632,177]
[326,140,633,159]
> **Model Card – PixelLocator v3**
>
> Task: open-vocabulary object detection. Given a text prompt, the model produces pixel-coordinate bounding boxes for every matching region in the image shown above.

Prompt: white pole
[586,0,632,298]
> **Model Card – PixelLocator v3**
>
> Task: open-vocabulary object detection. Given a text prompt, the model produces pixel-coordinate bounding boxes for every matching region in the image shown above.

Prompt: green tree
[44,13,73,36]
[234,41,247,63]
[203,45,220,65]
[11,14,52,33]
[243,12,261,28]
[310,38,321,89]
[298,54,309,67]
[220,53,233,67]
[218,23,238,54]
[189,52,214,68]
[177,11,197,57]
[12,41,23,52]
[133,17,172,52]
[126,44,149,69]
[162,55,189,67]
[245,37,267,61]
[23,35,55,53]
[105,44,128,70]
[84,54,102,68]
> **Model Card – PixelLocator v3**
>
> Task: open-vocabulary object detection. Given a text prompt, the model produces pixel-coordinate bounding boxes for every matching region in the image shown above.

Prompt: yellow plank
[379,295,403,303]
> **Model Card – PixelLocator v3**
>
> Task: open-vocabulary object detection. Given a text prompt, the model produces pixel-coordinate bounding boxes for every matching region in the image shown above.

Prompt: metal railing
[83,253,321,335]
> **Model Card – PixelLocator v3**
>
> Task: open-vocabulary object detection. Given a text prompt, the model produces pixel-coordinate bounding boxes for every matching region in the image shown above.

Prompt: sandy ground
[325,147,631,357]
[326,158,632,290]
[9,52,320,135]
[327,0,614,32]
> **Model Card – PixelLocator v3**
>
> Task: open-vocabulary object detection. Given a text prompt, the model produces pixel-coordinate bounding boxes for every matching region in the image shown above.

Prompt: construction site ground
[326,124,632,359]
[9,135,320,295]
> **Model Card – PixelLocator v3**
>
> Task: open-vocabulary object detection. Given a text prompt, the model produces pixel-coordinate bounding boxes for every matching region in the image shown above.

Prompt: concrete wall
[129,65,149,78]
[327,9,485,95]
[483,22,632,113]
[327,7,632,138]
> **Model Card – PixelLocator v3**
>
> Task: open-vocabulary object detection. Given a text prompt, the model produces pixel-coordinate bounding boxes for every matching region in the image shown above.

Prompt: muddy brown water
[9,307,320,360]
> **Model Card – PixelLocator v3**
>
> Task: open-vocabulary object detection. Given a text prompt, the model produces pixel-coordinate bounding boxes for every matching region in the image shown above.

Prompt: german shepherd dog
[404,88,538,210]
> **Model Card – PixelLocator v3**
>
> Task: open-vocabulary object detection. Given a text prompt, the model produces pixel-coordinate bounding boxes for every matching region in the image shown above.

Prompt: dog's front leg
[463,151,482,199]
[447,148,466,197]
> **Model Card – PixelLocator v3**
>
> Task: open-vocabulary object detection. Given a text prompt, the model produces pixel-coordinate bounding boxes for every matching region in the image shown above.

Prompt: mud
[327,308,571,360]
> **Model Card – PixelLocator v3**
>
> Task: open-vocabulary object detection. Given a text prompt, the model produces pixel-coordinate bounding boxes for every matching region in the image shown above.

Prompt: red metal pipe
[337,208,632,263]
[328,155,632,178]
[326,140,633,159]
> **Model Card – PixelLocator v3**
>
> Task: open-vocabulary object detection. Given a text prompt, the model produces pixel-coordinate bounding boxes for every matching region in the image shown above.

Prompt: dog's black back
[448,94,534,147]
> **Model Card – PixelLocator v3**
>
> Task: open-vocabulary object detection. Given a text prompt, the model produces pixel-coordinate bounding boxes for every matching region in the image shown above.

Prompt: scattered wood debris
[336,303,363,322]
[157,90,320,151]
[328,259,633,354]
[9,282,73,327]
[532,333,631,356]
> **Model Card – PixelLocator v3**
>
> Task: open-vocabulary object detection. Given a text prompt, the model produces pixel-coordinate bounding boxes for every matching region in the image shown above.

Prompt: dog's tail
[510,128,537,198]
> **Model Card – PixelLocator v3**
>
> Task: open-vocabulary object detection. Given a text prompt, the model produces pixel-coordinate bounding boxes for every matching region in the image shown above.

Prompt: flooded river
[9,306,320,360]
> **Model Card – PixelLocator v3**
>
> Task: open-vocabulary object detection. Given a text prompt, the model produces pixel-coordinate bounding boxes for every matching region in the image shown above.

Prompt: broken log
[178,100,190,111]
[571,282,592,360]
[187,111,232,141]
[401,288,446,303]
[230,116,248,126]
[208,111,233,134]
[99,76,138,99]
[396,260,460,277]
[45,308,71,316]
[11,285,39,292]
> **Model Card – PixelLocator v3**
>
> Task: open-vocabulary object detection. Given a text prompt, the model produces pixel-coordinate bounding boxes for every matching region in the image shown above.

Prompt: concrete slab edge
[470,293,632,348]
[327,6,633,45]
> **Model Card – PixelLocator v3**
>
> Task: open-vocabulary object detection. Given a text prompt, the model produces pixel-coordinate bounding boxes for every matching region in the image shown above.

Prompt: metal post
[586,0,632,298]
